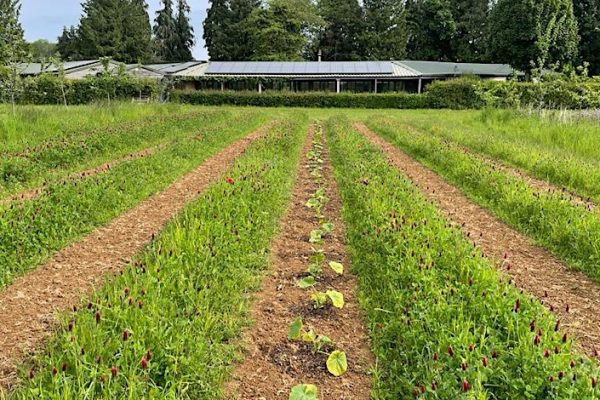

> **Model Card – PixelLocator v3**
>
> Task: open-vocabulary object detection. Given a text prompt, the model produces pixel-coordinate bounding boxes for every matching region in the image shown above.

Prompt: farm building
[17,60,520,93]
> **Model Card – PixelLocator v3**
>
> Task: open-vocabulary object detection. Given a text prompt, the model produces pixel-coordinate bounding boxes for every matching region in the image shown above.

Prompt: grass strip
[387,111,600,204]
[0,111,267,290]
[0,108,248,196]
[327,115,600,399]
[366,117,600,283]
[8,115,307,399]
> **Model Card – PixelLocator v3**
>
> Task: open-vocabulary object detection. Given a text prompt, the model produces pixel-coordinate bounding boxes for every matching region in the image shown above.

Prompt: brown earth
[355,121,600,361]
[226,124,373,399]
[0,122,272,389]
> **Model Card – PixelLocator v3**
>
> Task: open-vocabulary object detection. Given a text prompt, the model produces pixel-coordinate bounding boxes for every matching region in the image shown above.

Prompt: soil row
[355,121,600,361]
[0,123,271,389]
[227,124,373,399]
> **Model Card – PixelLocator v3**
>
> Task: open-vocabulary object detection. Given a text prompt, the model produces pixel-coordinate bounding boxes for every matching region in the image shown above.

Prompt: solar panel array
[206,61,395,75]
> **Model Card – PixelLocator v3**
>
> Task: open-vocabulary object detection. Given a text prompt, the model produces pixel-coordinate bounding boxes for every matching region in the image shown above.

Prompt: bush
[171,90,435,109]
[1,74,161,105]
[426,78,486,109]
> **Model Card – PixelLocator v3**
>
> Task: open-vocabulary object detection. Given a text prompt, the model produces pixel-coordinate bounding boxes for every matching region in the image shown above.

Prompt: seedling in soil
[298,276,317,289]
[311,290,345,309]
[289,384,318,400]
[326,350,348,377]
[328,261,344,275]
[321,222,334,235]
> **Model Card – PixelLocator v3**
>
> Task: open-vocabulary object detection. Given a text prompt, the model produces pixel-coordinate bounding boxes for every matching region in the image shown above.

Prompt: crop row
[8,116,308,399]
[365,117,600,283]
[0,103,183,153]
[0,108,262,196]
[389,110,600,204]
[0,111,267,290]
[326,115,600,399]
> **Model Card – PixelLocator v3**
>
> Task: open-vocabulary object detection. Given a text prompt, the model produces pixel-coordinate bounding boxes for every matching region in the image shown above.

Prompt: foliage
[172,90,434,109]
[9,117,306,398]
[289,384,318,400]
[487,0,579,76]
[573,0,600,76]
[327,115,600,398]
[406,0,456,61]
[0,74,160,105]
[360,0,407,60]
[312,0,363,61]
[173,0,195,62]
[450,0,490,62]
[369,116,600,282]
[28,40,57,62]
[248,0,322,61]
[203,0,260,61]
[152,0,177,62]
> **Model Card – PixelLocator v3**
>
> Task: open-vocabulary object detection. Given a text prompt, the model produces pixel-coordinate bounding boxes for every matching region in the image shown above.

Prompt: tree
[204,0,260,60]
[487,0,579,77]
[56,26,81,60]
[57,0,152,63]
[153,0,177,61]
[174,0,195,61]
[406,0,456,61]
[313,0,363,61]
[0,0,27,114]
[248,0,321,61]
[29,40,57,62]
[573,0,600,76]
[450,0,489,62]
[361,0,407,60]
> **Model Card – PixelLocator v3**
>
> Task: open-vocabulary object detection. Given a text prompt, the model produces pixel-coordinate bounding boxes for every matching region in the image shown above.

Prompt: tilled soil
[227,124,373,399]
[355,121,600,361]
[0,123,271,389]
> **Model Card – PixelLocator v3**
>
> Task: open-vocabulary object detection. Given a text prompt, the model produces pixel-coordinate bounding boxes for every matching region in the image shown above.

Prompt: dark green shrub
[171,90,435,109]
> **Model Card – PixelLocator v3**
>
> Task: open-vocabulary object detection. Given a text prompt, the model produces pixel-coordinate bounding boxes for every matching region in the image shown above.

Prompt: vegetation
[9,115,307,399]
[367,115,600,281]
[0,108,268,289]
[327,115,600,398]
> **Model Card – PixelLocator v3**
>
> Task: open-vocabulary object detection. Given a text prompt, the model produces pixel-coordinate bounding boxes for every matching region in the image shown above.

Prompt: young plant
[289,384,318,400]
[311,290,344,309]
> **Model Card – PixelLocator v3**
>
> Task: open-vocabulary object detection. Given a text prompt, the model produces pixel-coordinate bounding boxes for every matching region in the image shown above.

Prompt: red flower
[110,366,118,377]
[146,350,152,360]
[95,311,101,324]
[52,367,58,376]
[123,330,129,341]
[62,362,68,372]
[482,357,489,367]
[140,358,148,369]
[463,379,470,391]
[226,177,235,185]
[592,377,597,388]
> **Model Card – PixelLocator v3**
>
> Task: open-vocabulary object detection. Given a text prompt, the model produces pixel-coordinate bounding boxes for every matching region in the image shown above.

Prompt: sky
[20,0,210,60]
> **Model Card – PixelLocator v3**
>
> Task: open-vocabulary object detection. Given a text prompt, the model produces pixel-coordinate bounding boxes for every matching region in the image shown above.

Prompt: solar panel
[205,61,394,75]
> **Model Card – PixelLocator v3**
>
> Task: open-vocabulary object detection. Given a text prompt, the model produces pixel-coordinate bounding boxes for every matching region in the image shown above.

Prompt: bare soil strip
[227,125,373,399]
[405,123,596,212]
[5,145,164,204]
[355,122,600,360]
[0,123,271,388]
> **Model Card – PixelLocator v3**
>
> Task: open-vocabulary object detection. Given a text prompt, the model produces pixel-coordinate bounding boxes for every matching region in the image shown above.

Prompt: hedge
[0,74,161,105]
[171,90,435,109]
[427,78,600,109]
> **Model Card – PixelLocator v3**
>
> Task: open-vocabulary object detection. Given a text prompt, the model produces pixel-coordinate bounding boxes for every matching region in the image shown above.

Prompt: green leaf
[302,329,317,343]
[288,317,303,340]
[326,290,344,308]
[329,261,344,275]
[326,351,348,377]
[321,222,334,234]
[298,276,316,289]
[309,230,323,244]
[289,384,318,400]
[311,291,328,308]
[305,198,319,209]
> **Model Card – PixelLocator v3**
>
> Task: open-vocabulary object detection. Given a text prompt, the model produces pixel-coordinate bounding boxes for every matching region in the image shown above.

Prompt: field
[1,104,600,399]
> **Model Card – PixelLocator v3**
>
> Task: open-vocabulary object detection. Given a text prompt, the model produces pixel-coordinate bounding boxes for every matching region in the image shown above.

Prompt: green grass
[365,115,600,283]
[0,110,268,290]
[8,115,307,399]
[383,109,600,203]
[326,115,600,399]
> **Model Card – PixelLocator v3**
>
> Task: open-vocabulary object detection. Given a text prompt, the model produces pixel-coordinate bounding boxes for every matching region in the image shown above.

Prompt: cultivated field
[1,104,600,399]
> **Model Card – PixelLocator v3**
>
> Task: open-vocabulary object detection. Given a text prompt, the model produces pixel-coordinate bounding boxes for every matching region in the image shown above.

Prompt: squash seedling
[289,384,318,400]
[311,290,344,309]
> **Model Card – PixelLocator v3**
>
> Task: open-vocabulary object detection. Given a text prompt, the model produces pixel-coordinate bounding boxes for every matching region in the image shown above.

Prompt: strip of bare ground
[403,123,596,212]
[355,121,600,361]
[0,123,272,389]
[227,124,373,399]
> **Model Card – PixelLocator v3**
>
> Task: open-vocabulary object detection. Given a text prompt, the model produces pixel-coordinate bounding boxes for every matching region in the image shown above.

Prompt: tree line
[1,0,599,76]
[204,0,600,76]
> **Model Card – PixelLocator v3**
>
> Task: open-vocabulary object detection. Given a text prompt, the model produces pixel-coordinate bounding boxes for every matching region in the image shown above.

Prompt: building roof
[205,61,395,76]
[398,60,518,77]
[145,61,204,74]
